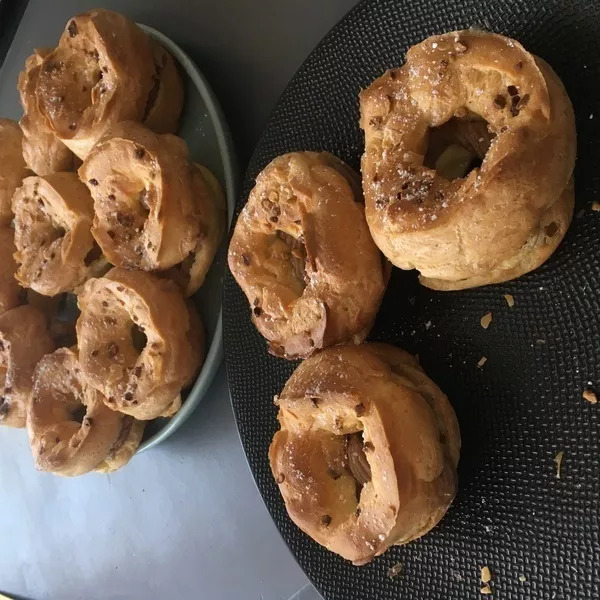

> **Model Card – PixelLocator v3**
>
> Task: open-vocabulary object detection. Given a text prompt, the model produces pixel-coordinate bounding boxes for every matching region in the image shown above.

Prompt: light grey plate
[136,25,236,451]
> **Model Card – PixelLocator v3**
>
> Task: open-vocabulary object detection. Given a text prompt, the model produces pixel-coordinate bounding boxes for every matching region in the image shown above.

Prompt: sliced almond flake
[504,293,515,307]
[477,357,487,367]
[480,312,493,329]
[519,575,527,582]
[481,566,492,583]
[555,450,564,479]
[480,584,492,595]
[583,388,598,404]
[387,562,403,579]
[592,201,600,212]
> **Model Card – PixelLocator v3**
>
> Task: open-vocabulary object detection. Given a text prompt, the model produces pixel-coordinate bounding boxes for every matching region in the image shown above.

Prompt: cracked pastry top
[360,30,576,290]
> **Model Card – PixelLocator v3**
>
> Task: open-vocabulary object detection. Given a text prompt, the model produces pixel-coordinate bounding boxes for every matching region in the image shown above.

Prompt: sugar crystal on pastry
[360,30,576,289]
[228,151,386,360]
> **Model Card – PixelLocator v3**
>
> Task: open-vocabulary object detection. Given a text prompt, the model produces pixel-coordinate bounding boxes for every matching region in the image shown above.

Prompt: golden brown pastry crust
[142,40,184,134]
[0,118,28,226]
[0,305,54,428]
[167,164,226,296]
[35,10,155,159]
[27,347,139,476]
[0,228,22,315]
[228,152,386,359]
[360,30,576,290]
[76,268,203,420]
[94,416,145,473]
[18,48,76,175]
[269,343,460,565]
[12,173,106,296]
[79,121,200,271]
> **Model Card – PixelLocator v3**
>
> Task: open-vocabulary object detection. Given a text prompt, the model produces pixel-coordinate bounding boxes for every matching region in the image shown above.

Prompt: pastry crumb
[388,562,403,579]
[554,450,564,479]
[477,357,487,367]
[481,566,492,583]
[583,388,597,404]
[480,584,492,595]
[480,312,492,329]
[519,575,527,582]
[504,293,514,307]
[593,201,600,211]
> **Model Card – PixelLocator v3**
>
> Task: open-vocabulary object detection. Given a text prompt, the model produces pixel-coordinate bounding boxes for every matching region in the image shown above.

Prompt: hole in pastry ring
[76,268,203,420]
[79,121,200,271]
[35,10,156,159]
[27,347,143,476]
[269,343,460,565]
[0,305,54,428]
[360,30,576,290]
[0,118,28,226]
[228,151,386,360]
[12,173,107,296]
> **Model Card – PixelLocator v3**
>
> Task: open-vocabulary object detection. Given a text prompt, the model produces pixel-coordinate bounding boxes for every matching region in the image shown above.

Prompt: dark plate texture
[224,1,600,597]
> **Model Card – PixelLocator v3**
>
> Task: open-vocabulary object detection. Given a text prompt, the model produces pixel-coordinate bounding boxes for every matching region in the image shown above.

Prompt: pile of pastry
[0,9,225,476]
[229,30,576,564]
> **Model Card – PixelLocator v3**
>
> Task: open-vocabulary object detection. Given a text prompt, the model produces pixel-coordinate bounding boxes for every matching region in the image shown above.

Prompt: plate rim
[137,24,237,452]
[222,0,575,596]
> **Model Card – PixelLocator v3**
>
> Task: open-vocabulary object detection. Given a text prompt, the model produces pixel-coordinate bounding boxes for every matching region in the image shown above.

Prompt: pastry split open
[76,268,203,420]
[270,343,460,564]
[360,30,576,290]
[27,347,144,476]
[34,9,183,160]
[79,122,201,272]
[12,172,107,296]
[229,151,386,359]
[18,48,77,176]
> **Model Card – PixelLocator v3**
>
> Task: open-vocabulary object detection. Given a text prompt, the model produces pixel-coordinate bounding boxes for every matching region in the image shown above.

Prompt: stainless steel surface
[1,370,309,600]
[0,1,356,598]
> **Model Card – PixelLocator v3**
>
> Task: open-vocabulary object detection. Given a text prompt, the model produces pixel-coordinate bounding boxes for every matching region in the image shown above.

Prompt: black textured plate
[223,1,600,598]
